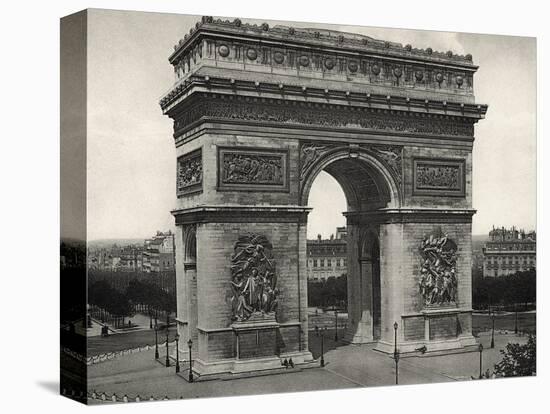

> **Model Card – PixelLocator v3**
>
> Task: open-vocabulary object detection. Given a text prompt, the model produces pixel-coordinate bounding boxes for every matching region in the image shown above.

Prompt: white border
[1,1,546,413]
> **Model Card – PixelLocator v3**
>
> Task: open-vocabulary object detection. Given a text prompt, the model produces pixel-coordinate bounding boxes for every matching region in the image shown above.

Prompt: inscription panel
[413,158,465,197]
[217,147,289,192]
[429,314,458,340]
[177,149,202,197]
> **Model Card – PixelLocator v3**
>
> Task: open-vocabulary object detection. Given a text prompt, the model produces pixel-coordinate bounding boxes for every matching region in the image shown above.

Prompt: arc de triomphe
[160,17,487,378]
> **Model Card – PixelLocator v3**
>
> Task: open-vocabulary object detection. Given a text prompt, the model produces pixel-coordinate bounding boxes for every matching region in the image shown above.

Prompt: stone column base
[374,335,478,354]
[343,322,376,344]
[190,350,315,380]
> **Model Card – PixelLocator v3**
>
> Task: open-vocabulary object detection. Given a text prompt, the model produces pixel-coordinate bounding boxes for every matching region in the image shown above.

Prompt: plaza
[85,330,529,403]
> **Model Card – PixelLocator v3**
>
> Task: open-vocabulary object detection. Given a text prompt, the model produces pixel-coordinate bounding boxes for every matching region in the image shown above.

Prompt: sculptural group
[418,233,458,306]
[229,233,279,322]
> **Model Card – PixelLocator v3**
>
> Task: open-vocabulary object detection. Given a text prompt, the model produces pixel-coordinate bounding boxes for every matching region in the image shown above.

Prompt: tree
[494,335,536,377]
[472,269,536,310]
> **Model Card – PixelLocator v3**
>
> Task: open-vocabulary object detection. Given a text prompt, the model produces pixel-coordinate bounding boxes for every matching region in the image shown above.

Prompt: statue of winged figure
[300,144,327,180]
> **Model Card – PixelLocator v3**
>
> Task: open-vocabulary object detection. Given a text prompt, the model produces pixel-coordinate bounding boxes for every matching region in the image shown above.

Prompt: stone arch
[183,225,197,265]
[300,148,401,210]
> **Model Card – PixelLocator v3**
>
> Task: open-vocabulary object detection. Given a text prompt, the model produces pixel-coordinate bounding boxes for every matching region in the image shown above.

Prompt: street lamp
[175,333,180,373]
[393,321,399,385]
[154,323,160,359]
[478,343,484,379]
[514,303,518,335]
[315,325,326,367]
[165,324,170,367]
[490,311,495,349]
[334,309,339,342]
[187,339,194,383]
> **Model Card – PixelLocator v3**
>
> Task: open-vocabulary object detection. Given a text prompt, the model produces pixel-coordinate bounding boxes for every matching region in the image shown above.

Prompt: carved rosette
[229,234,278,322]
[176,149,202,196]
[418,232,458,307]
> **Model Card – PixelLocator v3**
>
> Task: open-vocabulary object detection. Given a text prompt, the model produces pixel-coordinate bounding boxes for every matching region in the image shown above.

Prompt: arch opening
[305,152,394,345]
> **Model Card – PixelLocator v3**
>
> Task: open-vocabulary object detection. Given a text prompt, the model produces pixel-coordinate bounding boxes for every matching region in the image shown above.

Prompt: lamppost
[165,324,170,367]
[478,343,484,379]
[149,310,152,329]
[175,333,180,373]
[490,311,495,349]
[393,321,399,385]
[514,303,518,335]
[334,309,339,342]
[154,324,159,360]
[315,325,326,367]
[187,339,194,383]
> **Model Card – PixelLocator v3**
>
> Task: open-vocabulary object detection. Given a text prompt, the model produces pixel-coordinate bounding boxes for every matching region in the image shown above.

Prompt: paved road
[87,331,529,402]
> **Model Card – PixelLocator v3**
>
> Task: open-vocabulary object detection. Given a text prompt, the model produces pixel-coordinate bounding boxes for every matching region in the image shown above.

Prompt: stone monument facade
[160,17,487,376]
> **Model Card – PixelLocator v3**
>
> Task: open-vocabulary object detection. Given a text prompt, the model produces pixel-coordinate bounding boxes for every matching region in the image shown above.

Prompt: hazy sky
[86,9,536,240]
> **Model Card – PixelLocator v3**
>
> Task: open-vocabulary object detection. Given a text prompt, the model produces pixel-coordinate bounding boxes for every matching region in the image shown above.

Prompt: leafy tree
[307,275,347,309]
[494,335,536,377]
[472,269,536,310]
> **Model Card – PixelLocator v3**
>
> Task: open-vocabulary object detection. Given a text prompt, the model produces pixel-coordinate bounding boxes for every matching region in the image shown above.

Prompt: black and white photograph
[2,1,547,412]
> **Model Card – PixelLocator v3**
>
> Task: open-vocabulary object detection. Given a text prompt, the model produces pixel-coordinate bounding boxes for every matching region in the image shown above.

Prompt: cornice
[160,75,488,120]
[169,16,476,69]
[171,205,312,225]
[163,88,483,142]
[344,208,476,224]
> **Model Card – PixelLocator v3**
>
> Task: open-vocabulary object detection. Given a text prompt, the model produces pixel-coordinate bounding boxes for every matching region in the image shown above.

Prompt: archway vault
[300,146,402,211]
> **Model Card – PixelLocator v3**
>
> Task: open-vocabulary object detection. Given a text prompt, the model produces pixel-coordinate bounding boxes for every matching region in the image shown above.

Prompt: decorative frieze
[217,147,289,192]
[174,95,475,138]
[418,232,458,307]
[176,149,202,197]
[413,158,465,197]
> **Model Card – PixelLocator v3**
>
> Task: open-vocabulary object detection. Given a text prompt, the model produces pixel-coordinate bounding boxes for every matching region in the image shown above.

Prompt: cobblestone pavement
[87,331,529,402]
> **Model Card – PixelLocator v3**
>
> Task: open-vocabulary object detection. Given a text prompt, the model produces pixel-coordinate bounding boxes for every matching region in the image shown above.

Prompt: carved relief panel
[413,158,465,197]
[177,149,202,197]
[418,231,458,307]
[229,233,278,322]
[217,147,289,192]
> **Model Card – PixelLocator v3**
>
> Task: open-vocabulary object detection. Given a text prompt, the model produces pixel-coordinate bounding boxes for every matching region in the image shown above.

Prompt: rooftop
[170,17,476,68]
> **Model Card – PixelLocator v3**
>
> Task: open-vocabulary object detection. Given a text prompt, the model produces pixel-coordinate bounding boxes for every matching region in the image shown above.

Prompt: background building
[306,227,347,280]
[143,230,175,273]
[482,226,536,277]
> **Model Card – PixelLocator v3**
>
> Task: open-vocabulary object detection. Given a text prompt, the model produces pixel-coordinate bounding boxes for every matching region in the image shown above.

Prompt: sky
[85,9,536,240]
